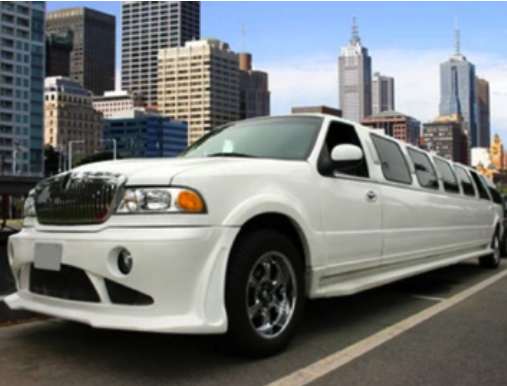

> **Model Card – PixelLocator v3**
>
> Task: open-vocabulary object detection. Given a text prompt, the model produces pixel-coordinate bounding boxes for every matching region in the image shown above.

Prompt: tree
[44,145,60,177]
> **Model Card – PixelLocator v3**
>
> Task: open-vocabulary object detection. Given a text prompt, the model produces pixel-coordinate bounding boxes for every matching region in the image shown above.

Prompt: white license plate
[34,243,62,271]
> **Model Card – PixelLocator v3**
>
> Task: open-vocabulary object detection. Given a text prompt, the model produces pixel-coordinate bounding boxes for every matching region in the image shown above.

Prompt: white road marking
[411,294,446,302]
[266,268,507,386]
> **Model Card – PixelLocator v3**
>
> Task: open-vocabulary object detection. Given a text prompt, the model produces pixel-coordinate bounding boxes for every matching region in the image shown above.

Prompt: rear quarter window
[469,171,491,200]
[479,175,502,204]
[454,166,476,197]
[489,187,502,204]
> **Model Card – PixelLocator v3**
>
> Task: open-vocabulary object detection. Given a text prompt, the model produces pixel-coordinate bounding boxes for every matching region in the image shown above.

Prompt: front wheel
[479,233,501,269]
[225,229,305,357]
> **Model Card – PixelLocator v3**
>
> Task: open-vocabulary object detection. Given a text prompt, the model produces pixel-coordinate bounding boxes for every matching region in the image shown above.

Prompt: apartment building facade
[0,1,45,175]
[158,39,240,144]
[44,77,102,160]
[92,90,145,118]
[121,1,200,106]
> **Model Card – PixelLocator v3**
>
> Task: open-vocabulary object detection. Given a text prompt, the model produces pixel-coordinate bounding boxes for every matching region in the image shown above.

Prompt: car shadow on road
[2,261,500,386]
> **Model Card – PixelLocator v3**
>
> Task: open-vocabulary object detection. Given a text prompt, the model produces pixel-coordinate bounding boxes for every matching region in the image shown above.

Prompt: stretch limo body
[6,114,503,356]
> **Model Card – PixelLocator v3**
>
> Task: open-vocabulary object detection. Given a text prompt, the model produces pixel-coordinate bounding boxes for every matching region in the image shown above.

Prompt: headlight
[116,187,206,214]
[23,194,36,218]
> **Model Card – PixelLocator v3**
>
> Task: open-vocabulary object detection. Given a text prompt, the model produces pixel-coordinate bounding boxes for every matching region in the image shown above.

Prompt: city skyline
[46,1,507,143]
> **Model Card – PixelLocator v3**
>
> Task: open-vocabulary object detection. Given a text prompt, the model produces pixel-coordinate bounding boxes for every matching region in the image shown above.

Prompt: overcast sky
[47,1,507,142]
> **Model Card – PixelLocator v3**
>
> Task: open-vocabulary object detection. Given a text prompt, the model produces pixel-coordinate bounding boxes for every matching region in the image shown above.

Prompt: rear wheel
[501,231,507,258]
[225,229,305,357]
[479,233,501,269]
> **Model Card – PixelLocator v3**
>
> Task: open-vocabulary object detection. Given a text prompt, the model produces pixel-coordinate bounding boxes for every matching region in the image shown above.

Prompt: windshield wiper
[207,152,257,158]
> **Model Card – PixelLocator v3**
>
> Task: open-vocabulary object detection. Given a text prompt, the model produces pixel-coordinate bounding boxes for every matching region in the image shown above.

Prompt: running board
[311,247,493,298]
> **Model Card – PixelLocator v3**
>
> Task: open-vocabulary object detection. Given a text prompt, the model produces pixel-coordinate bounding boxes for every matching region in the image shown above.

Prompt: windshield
[180,116,323,160]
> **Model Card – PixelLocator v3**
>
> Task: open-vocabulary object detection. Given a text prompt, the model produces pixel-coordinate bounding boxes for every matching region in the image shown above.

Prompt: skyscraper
[158,39,240,144]
[372,72,395,115]
[45,31,73,77]
[46,7,115,95]
[121,1,200,106]
[476,77,490,147]
[338,18,372,123]
[0,1,45,175]
[238,53,270,119]
[438,28,478,147]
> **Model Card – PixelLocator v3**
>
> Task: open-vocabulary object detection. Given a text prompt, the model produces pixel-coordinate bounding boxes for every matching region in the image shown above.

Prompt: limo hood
[72,157,253,186]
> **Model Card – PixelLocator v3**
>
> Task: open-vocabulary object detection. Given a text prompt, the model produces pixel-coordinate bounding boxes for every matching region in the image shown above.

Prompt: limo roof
[256,114,492,186]
[288,113,497,190]
[291,113,476,170]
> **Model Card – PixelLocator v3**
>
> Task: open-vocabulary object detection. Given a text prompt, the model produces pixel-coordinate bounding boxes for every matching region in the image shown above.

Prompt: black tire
[225,229,305,357]
[479,232,501,269]
[501,232,507,258]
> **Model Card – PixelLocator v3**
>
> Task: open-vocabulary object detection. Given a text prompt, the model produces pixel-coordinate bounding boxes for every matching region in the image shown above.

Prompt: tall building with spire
[439,27,478,147]
[338,18,372,123]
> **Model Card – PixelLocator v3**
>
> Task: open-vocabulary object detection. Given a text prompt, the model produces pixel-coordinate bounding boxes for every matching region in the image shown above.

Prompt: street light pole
[57,145,64,173]
[12,146,17,176]
[100,138,117,160]
[11,140,27,176]
[68,140,85,171]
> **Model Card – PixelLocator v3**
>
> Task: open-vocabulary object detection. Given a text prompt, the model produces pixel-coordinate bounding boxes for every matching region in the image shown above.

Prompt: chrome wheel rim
[246,251,297,339]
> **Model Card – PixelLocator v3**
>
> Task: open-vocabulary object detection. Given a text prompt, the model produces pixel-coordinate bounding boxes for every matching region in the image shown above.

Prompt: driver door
[318,121,382,276]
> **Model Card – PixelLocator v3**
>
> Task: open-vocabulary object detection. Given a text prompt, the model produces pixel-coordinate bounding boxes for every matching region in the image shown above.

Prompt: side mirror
[330,144,364,163]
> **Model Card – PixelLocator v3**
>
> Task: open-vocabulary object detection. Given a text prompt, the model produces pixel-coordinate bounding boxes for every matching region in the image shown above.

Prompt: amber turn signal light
[177,190,205,213]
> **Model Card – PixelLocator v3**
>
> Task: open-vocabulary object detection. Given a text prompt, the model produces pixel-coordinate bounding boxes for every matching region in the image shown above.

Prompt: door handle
[366,190,377,202]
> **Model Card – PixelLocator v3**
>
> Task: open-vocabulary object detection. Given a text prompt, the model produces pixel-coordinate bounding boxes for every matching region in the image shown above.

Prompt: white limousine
[6,114,504,356]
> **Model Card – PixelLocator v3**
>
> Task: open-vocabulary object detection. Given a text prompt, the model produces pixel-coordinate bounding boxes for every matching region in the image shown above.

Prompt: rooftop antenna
[454,17,460,55]
[351,17,360,44]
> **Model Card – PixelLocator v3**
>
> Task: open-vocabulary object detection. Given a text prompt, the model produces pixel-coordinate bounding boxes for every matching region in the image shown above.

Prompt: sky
[47,1,507,141]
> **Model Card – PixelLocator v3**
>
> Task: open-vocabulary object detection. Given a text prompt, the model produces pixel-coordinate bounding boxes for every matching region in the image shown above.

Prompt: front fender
[222,193,325,268]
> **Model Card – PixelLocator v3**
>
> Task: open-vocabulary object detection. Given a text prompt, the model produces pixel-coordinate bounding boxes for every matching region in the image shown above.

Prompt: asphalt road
[0,260,506,386]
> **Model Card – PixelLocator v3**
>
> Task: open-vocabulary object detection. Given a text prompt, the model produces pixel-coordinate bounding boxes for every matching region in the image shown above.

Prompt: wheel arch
[230,212,312,272]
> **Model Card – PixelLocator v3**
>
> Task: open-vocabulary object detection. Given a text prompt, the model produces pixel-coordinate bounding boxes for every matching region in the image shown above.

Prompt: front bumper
[5,225,240,334]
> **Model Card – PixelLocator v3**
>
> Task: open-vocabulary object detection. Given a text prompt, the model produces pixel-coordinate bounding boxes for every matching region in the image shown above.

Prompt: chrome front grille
[34,172,125,225]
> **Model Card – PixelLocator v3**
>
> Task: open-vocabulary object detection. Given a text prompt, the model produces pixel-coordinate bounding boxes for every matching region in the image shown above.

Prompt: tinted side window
[407,148,438,189]
[434,158,460,193]
[371,135,412,184]
[454,166,476,196]
[469,171,490,200]
[479,175,500,203]
[489,186,502,204]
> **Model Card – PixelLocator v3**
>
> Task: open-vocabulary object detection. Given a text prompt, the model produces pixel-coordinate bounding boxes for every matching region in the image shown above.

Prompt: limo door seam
[378,184,386,260]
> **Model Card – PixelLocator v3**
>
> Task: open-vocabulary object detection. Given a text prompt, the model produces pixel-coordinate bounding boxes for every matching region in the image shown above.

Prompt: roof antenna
[454,17,460,55]
[351,17,360,44]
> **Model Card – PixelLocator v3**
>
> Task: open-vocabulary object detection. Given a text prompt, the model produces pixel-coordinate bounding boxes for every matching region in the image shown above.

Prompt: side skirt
[309,245,492,298]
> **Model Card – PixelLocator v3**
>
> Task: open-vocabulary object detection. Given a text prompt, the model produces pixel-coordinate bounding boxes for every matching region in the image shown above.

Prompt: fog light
[117,249,133,275]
